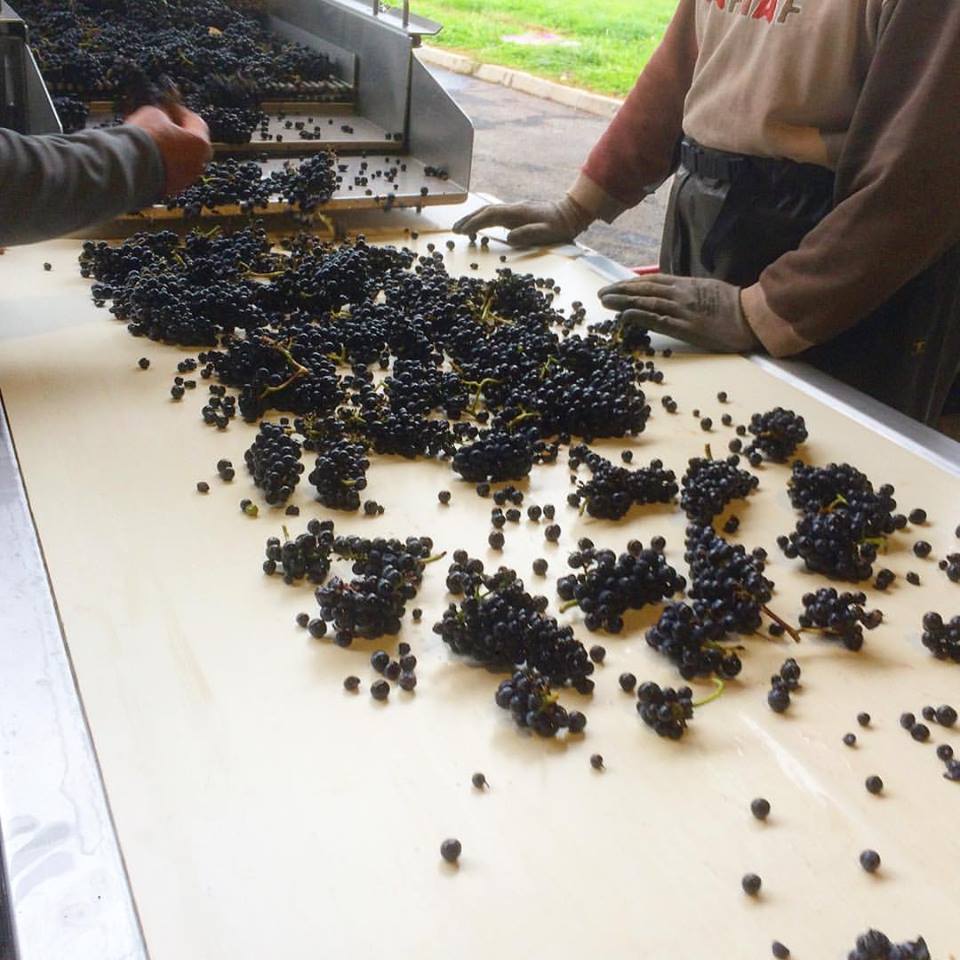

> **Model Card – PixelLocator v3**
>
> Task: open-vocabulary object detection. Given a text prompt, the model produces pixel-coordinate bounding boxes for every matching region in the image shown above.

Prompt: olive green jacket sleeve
[0,126,163,246]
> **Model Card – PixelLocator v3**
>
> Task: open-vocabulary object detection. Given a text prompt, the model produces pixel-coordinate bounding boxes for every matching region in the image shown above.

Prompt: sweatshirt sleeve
[741,0,960,357]
[0,126,164,246]
[569,0,699,223]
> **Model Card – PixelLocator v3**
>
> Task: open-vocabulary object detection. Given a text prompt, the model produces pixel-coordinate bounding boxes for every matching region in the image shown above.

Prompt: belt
[679,139,749,182]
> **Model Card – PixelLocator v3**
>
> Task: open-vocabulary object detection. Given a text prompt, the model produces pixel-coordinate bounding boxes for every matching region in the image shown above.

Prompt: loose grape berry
[741,873,762,896]
[865,775,884,794]
[859,849,881,873]
[343,676,360,691]
[471,772,487,789]
[440,838,461,863]
[371,679,390,701]
[750,798,771,820]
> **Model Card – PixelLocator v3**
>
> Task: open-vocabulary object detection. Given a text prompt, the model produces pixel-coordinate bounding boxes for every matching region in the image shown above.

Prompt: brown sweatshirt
[570,0,960,357]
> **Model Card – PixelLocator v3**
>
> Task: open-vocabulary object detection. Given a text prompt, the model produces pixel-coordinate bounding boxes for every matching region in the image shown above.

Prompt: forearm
[743,0,960,355]
[575,0,699,221]
[0,127,163,246]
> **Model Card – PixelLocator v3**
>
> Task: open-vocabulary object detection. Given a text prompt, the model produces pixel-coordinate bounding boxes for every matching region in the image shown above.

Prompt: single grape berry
[471,772,487,789]
[196,481,209,493]
[589,645,606,663]
[544,524,561,542]
[567,711,587,734]
[532,558,548,576]
[438,490,451,504]
[741,873,762,896]
[865,775,884,795]
[343,676,360,691]
[859,849,881,873]
[750,798,771,820]
[771,941,790,959]
[936,704,957,726]
[857,712,871,727]
[909,508,927,524]
[843,733,857,747]
[138,357,150,369]
[440,838,461,863]
[371,679,390,701]
[590,754,604,770]
[619,672,637,692]
[296,612,310,628]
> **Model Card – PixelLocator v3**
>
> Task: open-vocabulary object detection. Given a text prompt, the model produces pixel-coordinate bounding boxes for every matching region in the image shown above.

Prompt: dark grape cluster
[202,105,264,145]
[636,681,694,739]
[567,444,677,520]
[308,440,369,511]
[779,461,900,581]
[52,94,89,133]
[19,0,341,104]
[681,455,758,523]
[684,523,773,636]
[768,658,801,713]
[494,668,586,737]
[846,930,930,960]
[244,421,303,505]
[271,153,341,213]
[645,602,742,680]
[166,159,274,215]
[314,534,435,645]
[452,430,534,483]
[556,541,684,633]
[745,407,808,462]
[798,588,882,651]
[920,611,960,662]
[435,562,594,689]
[263,519,334,583]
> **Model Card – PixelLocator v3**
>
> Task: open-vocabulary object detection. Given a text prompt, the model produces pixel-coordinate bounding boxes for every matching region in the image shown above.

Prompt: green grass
[413,0,676,98]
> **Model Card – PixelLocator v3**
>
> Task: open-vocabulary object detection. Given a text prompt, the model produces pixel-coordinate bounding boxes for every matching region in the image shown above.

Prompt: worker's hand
[452,196,592,246]
[598,274,760,352]
[125,104,212,196]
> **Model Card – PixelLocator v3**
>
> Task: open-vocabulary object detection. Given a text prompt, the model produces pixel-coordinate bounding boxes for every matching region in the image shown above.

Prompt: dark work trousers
[660,139,960,425]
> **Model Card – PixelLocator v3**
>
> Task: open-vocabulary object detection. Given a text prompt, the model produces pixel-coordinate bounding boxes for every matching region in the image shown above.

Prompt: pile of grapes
[18,0,342,108]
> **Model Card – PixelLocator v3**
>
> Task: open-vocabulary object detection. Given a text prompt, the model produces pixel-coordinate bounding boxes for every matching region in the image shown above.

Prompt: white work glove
[125,104,213,196]
[452,195,593,246]
[598,274,760,352]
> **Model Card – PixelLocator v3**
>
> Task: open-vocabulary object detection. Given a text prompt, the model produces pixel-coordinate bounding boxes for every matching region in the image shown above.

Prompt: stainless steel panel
[22,46,58,134]
[270,0,411,137]
[408,55,473,190]
[0,402,147,960]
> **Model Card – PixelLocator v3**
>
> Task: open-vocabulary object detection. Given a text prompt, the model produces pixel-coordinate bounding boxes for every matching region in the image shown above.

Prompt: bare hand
[598,274,759,352]
[125,104,212,196]
[452,197,592,247]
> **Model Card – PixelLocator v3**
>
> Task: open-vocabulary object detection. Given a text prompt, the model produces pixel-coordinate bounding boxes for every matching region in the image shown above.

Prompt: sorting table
[1,200,958,960]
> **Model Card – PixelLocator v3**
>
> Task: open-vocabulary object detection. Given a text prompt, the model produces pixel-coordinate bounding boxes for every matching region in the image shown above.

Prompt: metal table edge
[0,395,148,960]
[576,248,960,477]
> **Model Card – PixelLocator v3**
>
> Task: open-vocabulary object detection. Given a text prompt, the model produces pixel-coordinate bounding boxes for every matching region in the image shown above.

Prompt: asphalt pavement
[427,64,670,268]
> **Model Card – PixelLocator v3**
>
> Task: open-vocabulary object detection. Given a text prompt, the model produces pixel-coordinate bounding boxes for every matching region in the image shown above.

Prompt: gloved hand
[598,274,760,352]
[125,104,212,196]
[452,196,593,246]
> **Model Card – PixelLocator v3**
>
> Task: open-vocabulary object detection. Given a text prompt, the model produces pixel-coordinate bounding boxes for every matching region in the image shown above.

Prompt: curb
[416,45,623,119]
